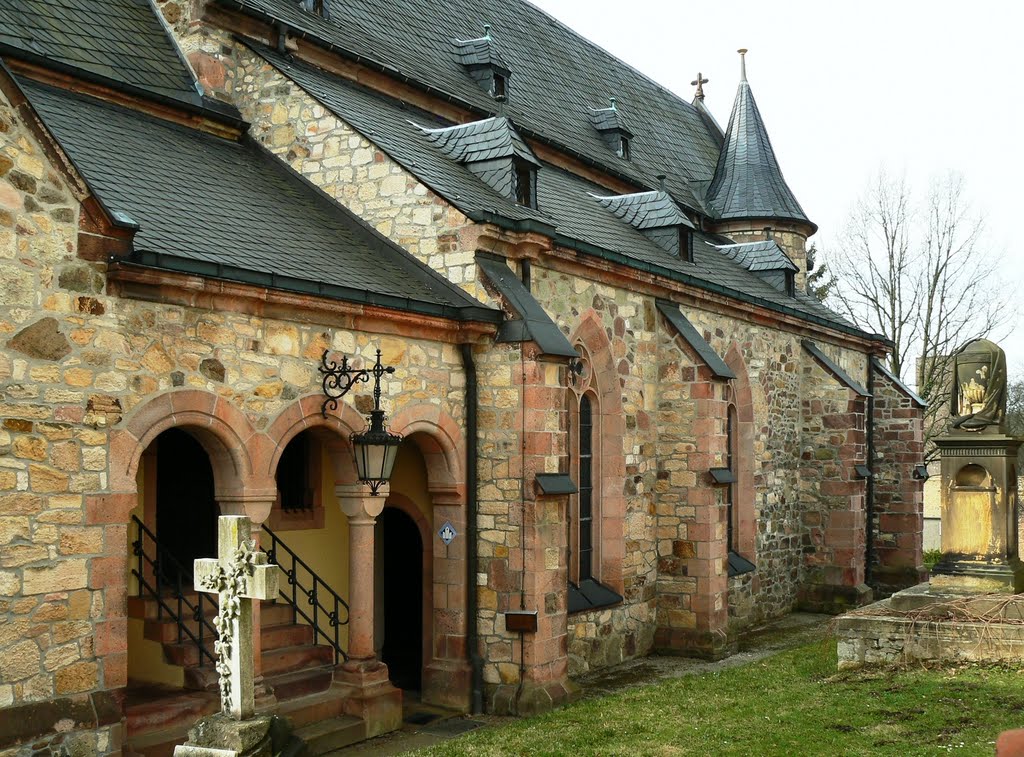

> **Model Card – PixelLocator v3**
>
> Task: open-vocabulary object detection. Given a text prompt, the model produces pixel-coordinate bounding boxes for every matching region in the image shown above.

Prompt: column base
[422,660,473,712]
[334,659,402,738]
[931,558,1024,594]
[798,582,873,614]
[652,626,736,660]
[485,678,580,716]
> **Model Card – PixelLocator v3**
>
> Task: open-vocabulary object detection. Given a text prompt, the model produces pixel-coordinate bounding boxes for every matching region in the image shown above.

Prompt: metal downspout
[460,343,484,714]
[865,362,876,586]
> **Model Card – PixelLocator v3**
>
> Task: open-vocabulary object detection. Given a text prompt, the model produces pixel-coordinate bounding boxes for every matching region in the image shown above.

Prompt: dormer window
[493,73,508,101]
[455,26,513,102]
[298,0,330,19]
[679,228,694,263]
[416,117,540,209]
[590,98,634,161]
[515,160,537,208]
[715,240,799,297]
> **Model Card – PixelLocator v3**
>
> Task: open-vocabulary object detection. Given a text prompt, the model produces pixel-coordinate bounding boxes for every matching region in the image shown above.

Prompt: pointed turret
[705,49,811,228]
[705,49,814,292]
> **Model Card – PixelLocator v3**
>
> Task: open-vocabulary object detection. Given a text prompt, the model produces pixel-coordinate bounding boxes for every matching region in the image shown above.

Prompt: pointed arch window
[566,346,623,612]
[726,404,737,552]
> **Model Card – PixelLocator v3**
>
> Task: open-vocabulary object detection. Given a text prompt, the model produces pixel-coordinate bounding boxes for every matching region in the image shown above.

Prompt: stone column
[334,483,402,737]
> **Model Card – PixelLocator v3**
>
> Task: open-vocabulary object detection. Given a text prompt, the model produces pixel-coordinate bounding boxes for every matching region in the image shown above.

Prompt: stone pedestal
[334,660,402,738]
[931,433,1024,593]
[173,714,274,757]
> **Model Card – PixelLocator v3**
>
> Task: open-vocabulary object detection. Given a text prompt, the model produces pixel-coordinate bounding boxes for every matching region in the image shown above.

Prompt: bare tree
[827,171,1012,457]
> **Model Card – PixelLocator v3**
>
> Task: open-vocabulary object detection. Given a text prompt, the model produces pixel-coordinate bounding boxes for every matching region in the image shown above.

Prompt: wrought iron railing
[130,516,349,668]
[130,514,218,667]
[262,525,349,664]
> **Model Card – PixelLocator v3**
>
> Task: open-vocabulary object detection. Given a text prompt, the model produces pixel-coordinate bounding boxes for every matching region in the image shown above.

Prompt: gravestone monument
[174,516,282,757]
[836,338,1024,669]
[931,338,1024,592]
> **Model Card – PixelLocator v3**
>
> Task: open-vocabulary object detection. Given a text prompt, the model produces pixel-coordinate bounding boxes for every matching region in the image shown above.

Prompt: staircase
[125,518,369,756]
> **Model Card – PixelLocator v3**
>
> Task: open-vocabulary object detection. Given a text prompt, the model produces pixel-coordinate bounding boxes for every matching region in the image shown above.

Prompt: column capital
[336,482,389,520]
[216,489,278,523]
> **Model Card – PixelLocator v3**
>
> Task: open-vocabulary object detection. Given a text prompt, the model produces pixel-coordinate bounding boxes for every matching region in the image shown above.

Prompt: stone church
[0,0,926,752]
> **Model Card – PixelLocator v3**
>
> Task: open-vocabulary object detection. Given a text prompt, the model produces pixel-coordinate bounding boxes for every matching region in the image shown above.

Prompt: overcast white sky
[531,0,1024,376]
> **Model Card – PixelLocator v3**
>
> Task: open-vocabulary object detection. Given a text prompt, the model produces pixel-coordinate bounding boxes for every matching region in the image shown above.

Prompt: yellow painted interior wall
[127,618,185,687]
[388,440,432,521]
[259,444,351,649]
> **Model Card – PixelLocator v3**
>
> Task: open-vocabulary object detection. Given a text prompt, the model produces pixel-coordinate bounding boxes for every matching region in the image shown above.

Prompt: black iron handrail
[262,525,349,663]
[130,514,218,667]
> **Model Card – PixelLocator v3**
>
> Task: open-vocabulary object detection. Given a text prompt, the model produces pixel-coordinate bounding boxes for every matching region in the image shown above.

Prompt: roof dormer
[416,117,540,208]
[589,98,633,160]
[716,240,798,295]
[455,25,512,102]
[593,183,696,261]
[296,0,331,20]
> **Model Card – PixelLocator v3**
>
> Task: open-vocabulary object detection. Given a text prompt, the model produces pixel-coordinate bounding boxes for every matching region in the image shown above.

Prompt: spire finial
[609,96,617,111]
[737,48,748,82]
[690,72,709,101]
[483,24,492,39]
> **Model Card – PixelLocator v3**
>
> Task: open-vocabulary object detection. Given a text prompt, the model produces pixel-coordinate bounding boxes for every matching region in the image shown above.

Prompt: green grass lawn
[421,641,1024,756]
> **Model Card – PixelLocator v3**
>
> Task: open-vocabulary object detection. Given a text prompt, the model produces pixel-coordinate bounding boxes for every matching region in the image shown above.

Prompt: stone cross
[691,72,709,100]
[194,516,279,720]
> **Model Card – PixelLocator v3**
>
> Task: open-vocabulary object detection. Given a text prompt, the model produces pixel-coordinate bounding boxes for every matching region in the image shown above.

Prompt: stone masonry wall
[799,349,871,614]
[870,369,926,596]
[0,84,475,751]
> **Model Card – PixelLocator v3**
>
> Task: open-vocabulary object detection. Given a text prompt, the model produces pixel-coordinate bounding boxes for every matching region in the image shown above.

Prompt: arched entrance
[153,428,218,585]
[378,506,424,691]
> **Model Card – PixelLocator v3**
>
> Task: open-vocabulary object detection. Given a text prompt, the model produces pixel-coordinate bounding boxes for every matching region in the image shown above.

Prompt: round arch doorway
[377,505,424,692]
[153,428,218,585]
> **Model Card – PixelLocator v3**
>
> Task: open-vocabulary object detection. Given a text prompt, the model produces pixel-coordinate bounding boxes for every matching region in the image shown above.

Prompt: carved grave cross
[194,516,279,720]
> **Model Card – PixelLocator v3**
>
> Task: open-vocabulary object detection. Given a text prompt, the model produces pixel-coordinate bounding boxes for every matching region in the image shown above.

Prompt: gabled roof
[19,79,497,322]
[217,0,720,212]
[250,45,871,340]
[0,0,201,104]
[716,240,796,273]
[454,27,510,72]
[593,191,694,231]
[416,117,538,166]
[705,60,811,228]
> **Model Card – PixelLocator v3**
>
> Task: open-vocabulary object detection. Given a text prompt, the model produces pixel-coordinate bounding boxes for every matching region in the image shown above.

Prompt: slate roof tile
[250,47,862,336]
[0,0,200,103]
[706,78,810,225]
[220,0,720,212]
[19,79,496,320]
[716,240,797,273]
[416,117,539,166]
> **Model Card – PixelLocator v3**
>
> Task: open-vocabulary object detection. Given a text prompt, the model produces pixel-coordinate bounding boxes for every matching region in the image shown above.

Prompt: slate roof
[716,240,797,273]
[19,79,497,321]
[0,0,202,105]
[218,0,723,213]
[593,191,695,231]
[416,117,539,166]
[706,75,810,227]
[251,46,866,338]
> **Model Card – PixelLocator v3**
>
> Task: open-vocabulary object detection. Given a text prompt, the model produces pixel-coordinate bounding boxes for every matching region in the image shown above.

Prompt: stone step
[162,624,319,667]
[262,622,315,650]
[294,715,365,756]
[266,666,336,703]
[124,724,189,757]
[125,686,219,739]
[262,644,336,677]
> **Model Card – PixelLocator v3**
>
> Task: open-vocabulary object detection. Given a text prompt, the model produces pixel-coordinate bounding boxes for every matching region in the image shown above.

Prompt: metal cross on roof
[691,72,709,100]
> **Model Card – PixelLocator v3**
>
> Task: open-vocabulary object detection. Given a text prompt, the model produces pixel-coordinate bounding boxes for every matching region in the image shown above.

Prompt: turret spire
[704,49,811,228]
